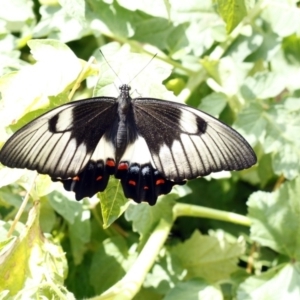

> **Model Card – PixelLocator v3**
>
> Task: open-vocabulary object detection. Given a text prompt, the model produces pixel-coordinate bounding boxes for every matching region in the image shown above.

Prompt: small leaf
[99,177,130,228]
[215,0,248,33]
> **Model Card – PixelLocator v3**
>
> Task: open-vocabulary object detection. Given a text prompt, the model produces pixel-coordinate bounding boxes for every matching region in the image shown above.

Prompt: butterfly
[0,84,256,205]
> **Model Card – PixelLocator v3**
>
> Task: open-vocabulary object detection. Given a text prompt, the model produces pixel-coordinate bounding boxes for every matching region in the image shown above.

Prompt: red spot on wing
[129,180,136,186]
[73,176,80,181]
[156,179,165,185]
[106,159,115,167]
[118,162,129,170]
[96,176,102,181]
[144,186,149,190]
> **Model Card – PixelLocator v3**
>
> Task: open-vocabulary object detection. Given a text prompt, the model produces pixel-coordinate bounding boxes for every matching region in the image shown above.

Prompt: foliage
[0,0,300,299]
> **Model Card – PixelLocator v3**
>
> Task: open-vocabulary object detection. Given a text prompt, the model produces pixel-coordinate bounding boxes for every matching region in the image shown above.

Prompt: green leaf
[225,30,263,62]
[164,278,223,300]
[171,230,245,282]
[59,0,86,24]
[68,203,91,265]
[170,1,226,56]
[201,57,251,98]
[240,72,285,101]
[261,2,300,37]
[0,167,28,188]
[125,195,175,239]
[47,191,82,224]
[215,0,248,33]
[248,177,300,259]
[0,39,82,126]
[99,177,130,229]
[0,202,71,298]
[144,251,185,294]
[235,99,300,179]
[0,0,35,31]
[89,236,135,294]
[237,263,300,300]
[198,92,227,117]
[39,199,56,233]
[234,103,265,145]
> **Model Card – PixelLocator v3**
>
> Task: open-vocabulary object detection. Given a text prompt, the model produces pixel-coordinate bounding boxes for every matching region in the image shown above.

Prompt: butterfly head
[119,84,131,92]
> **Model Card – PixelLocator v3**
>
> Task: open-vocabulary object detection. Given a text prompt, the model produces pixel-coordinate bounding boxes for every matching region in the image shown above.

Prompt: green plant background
[1,0,300,299]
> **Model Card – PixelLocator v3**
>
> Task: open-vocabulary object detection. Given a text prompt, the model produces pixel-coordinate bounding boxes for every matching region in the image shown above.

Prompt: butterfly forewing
[0,98,117,178]
[133,98,256,181]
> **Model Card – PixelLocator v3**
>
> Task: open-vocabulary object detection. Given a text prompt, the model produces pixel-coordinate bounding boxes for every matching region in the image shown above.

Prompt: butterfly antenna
[128,53,158,84]
[99,50,123,86]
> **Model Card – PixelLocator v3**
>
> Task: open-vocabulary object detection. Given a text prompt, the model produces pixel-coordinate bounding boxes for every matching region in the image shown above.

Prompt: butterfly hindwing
[133,98,256,181]
[114,134,185,205]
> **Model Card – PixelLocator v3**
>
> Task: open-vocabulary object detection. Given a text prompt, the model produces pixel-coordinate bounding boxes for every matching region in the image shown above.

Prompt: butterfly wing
[0,98,118,196]
[132,98,256,182]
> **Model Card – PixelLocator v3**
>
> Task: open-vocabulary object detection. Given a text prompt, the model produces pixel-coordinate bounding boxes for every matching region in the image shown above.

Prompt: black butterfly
[0,84,256,205]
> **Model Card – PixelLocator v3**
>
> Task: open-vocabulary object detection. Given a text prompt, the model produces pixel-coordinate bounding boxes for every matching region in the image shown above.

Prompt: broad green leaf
[198,92,227,117]
[235,99,300,179]
[261,2,300,37]
[0,0,35,31]
[59,0,86,24]
[256,154,275,187]
[33,4,89,42]
[0,202,71,298]
[39,199,56,233]
[0,39,82,126]
[88,1,137,38]
[117,0,170,19]
[240,72,285,101]
[47,191,82,224]
[125,195,175,239]
[237,263,300,300]
[144,251,186,294]
[164,278,223,300]
[68,203,91,265]
[234,103,266,145]
[0,167,28,188]
[0,188,25,210]
[215,0,248,33]
[225,30,263,62]
[170,0,226,56]
[171,230,245,282]
[248,177,300,259]
[202,57,251,99]
[246,31,281,62]
[89,236,136,294]
[272,37,300,91]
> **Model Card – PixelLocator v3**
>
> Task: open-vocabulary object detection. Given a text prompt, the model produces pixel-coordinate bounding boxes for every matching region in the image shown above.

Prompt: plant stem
[89,218,172,300]
[173,203,251,227]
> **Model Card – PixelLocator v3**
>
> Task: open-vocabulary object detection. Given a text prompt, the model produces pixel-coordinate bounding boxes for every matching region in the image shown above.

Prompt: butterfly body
[0,84,256,205]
